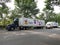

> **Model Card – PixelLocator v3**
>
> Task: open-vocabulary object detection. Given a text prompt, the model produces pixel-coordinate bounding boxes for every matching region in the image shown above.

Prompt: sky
[6,0,60,14]
[36,0,45,12]
[54,6,60,13]
[6,0,15,10]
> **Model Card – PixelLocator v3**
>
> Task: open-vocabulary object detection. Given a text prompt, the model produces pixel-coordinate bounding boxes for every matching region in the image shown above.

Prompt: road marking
[3,35,15,40]
[48,34,60,39]
[16,33,26,35]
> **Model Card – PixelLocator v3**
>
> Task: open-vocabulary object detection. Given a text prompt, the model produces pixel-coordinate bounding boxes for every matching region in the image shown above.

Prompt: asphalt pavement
[0,28,60,45]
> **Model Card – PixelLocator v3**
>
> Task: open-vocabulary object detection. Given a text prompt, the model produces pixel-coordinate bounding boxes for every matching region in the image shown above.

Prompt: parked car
[46,22,58,29]
[52,22,58,28]
[46,22,53,29]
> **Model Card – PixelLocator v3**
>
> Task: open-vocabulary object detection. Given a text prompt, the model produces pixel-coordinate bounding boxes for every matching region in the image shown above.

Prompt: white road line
[16,33,27,35]
[48,34,60,39]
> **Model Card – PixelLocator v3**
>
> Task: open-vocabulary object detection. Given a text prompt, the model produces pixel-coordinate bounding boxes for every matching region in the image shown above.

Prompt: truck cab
[6,18,19,31]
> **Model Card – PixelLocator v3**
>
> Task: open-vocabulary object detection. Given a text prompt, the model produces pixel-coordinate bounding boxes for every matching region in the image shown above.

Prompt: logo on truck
[24,20,28,24]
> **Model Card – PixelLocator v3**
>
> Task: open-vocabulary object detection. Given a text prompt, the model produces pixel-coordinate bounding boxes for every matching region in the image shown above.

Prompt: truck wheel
[25,28,28,30]
[7,28,11,31]
[19,26,24,30]
[6,27,11,31]
[10,27,15,31]
[19,27,21,30]
[23,27,25,30]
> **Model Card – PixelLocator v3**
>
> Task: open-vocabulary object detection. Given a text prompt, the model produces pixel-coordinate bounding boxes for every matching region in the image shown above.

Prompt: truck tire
[11,27,15,31]
[7,28,11,31]
[19,26,24,30]
[6,26,11,31]
[24,27,27,30]
[7,27,15,31]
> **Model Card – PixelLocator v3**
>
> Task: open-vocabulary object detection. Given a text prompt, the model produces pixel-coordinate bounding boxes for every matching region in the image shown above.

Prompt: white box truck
[19,17,45,30]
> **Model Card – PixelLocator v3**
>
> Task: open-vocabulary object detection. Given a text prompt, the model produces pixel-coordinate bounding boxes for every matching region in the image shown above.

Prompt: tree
[10,9,21,20]
[44,0,60,12]
[43,9,57,22]
[0,3,9,18]
[0,3,9,27]
[36,13,45,20]
[14,0,39,18]
[55,13,60,23]
[50,0,60,6]
[43,0,60,22]
[45,0,60,8]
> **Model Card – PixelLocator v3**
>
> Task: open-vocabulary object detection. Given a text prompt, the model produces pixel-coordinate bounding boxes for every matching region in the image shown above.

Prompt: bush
[0,19,13,28]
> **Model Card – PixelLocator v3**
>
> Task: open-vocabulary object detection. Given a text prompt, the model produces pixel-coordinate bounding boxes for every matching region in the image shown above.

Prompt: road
[0,28,60,45]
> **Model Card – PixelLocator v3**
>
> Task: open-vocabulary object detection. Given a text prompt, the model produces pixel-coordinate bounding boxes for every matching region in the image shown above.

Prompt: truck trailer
[6,17,45,31]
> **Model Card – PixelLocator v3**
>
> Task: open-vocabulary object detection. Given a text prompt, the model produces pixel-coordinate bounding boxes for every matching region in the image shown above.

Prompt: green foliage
[0,19,13,26]
[44,0,54,12]
[0,3,9,18]
[45,0,54,10]
[55,14,60,23]
[43,0,60,23]
[14,0,39,18]
[50,0,60,6]
[36,13,45,20]
[0,3,10,27]
[44,0,60,11]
